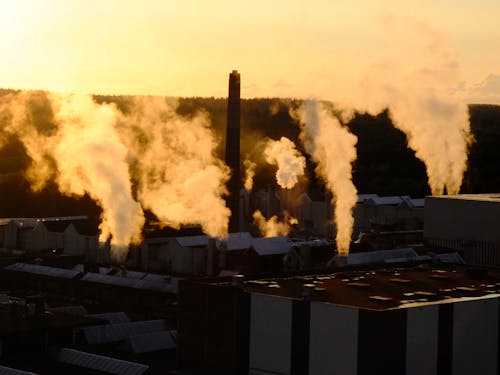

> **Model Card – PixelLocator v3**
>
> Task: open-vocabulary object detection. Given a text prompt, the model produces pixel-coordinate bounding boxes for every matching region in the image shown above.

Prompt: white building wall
[452,298,499,375]
[309,302,358,375]
[249,294,292,375]
[406,305,439,375]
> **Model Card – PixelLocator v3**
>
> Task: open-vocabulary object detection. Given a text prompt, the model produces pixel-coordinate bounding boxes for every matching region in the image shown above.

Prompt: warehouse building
[178,264,500,375]
[425,194,500,266]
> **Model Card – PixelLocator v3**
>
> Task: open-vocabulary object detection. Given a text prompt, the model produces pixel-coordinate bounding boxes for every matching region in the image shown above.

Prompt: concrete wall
[406,305,439,375]
[309,302,358,375]
[452,298,498,375]
[249,294,292,375]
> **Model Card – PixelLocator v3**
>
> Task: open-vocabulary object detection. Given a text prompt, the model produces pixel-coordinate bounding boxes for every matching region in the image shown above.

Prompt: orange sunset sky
[0,0,499,103]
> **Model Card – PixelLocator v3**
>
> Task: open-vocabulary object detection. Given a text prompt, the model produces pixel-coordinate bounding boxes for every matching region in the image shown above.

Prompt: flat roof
[428,193,500,203]
[228,264,500,311]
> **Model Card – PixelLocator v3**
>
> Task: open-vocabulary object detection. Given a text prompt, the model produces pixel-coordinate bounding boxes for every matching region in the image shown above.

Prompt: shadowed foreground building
[178,264,500,375]
[425,194,500,266]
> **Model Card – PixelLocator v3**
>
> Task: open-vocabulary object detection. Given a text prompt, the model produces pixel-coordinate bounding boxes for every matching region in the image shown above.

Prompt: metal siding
[452,298,499,375]
[309,302,358,375]
[425,197,500,244]
[406,305,439,375]
[249,294,292,375]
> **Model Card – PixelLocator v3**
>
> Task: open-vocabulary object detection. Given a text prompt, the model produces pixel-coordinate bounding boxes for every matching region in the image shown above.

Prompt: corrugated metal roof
[72,265,111,274]
[132,279,177,293]
[433,252,466,264]
[86,312,130,324]
[0,218,38,228]
[0,365,39,375]
[81,272,178,293]
[49,305,88,316]
[347,248,417,265]
[176,235,208,247]
[291,239,331,247]
[224,232,254,251]
[4,263,81,279]
[120,330,176,353]
[141,273,171,282]
[117,270,146,279]
[369,196,408,206]
[177,232,254,251]
[80,273,138,288]
[81,319,168,344]
[409,198,425,208]
[357,194,379,203]
[48,347,149,375]
[252,236,292,256]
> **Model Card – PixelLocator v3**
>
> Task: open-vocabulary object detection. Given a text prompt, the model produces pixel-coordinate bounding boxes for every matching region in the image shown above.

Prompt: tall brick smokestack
[225,70,241,233]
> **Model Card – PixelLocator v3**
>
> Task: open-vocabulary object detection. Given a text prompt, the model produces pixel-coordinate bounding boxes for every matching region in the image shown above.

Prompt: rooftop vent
[369,295,394,304]
[389,278,411,284]
[347,282,370,288]
[232,274,245,287]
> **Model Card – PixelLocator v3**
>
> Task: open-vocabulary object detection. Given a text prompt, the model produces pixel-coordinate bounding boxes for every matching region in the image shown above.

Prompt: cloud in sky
[464,74,500,105]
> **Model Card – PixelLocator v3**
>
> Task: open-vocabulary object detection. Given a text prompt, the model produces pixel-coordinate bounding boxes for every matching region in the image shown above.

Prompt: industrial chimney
[225,70,241,233]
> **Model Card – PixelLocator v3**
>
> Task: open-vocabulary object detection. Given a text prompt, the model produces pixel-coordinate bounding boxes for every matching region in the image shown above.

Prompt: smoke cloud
[243,158,256,191]
[0,92,231,259]
[0,91,145,261]
[117,96,231,238]
[263,136,306,189]
[252,209,297,238]
[294,100,358,256]
[345,19,472,195]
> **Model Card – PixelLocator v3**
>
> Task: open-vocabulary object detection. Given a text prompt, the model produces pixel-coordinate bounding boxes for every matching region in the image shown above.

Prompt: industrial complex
[0,71,498,375]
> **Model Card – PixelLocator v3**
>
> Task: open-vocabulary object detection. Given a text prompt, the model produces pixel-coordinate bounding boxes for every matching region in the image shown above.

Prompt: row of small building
[0,261,182,374]
[2,193,500,273]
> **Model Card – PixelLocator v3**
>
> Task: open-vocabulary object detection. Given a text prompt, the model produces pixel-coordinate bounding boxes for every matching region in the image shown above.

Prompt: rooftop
[429,193,500,203]
[220,264,500,311]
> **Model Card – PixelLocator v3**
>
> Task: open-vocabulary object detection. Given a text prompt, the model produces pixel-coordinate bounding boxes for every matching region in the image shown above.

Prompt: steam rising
[0,91,145,261]
[264,136,306,189]
[252,209,297,238]
[348,21,472,195]
[118,97,230,238]
[295,100,358,256]
[243,158,257,191]
[0,92,231,259]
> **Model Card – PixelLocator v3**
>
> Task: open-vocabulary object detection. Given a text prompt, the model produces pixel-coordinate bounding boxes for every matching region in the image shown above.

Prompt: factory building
[178,264,500,375]
[425,194,500,266]
[0,217,99,256]
[140,233,296,276]
[292,193,424,240]
[355,194,425,233]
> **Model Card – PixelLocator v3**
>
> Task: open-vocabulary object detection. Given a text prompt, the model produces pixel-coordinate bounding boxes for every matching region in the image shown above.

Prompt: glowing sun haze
[0,0,499,103]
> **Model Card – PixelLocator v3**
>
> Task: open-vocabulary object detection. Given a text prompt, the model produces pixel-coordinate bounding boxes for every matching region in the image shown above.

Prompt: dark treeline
[0,90,499,218]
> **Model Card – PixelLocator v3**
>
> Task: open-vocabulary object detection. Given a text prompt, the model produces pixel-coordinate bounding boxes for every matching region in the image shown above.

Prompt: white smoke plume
[294,100,358,256]
[0,91,145,261]
[346,19,472,195]
[117,96,231,238]
[252,209,297,238]
[264,136,306,189]
[243,158,256,191]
